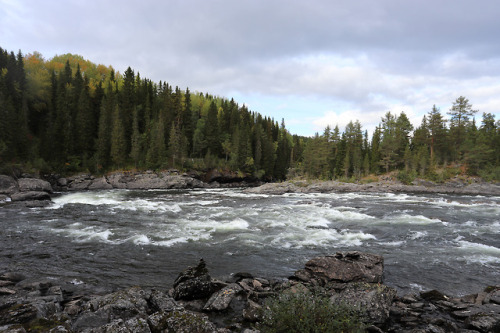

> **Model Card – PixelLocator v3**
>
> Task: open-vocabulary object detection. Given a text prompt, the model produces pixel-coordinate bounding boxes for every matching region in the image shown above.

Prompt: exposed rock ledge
[244,178,500,196]
[1,252,499,332]
[0,175,53,205]
[0,170,262,203]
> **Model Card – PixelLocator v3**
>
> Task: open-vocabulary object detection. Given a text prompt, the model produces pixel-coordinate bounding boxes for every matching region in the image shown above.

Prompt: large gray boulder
[17,178,52,193]
[72,286,151,331]
[294,251,384,285]
[10,191,51,201]
[0,175,18,195]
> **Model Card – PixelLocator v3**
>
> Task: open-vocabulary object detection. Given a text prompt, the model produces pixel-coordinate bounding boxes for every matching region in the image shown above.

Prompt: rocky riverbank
[244,177,500,196]
[0,170,262,204]
[1,171,499,205]
[0,252,499,332]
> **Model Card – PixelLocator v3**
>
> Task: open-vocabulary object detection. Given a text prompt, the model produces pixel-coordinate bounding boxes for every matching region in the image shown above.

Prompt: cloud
[1,0,500,136]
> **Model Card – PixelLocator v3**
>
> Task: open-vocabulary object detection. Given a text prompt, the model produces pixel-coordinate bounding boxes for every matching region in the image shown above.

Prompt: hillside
[1,47,499,182]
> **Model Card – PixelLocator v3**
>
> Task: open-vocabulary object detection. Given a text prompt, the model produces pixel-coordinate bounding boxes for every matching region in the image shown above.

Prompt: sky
[1,0,500,137]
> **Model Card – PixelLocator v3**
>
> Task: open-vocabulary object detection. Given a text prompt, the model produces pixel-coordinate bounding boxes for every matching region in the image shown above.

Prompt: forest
[1,46,499,182]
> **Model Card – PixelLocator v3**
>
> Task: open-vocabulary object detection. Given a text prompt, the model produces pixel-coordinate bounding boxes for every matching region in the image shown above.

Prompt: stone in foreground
[294,251,384,284]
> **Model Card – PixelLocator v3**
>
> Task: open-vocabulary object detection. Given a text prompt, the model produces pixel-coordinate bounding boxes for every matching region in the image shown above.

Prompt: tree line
[1,47,499,181]
[299,100,500,182]
[0,48,299,179]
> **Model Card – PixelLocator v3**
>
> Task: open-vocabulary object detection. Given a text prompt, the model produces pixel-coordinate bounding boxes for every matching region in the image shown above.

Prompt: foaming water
[1,188,499,296]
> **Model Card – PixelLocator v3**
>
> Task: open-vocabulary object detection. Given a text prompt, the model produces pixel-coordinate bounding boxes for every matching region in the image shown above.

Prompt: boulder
[73,286,150,331]
[172,259,217,301]
[147,310,218,333]
[294,251,384,285]
[148,290,182,312]
[87,176,113,190]
[0,302,38,325]
[0,175,18,195]
[17,178,52,193]
[203,283,244,312]
[329,282,397,325]
[10,191,51,201]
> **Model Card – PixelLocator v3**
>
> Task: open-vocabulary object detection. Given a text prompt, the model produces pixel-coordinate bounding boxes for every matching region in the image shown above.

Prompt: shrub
[397,170,416,185]
[478,166,500,182]
[261,289,366,333]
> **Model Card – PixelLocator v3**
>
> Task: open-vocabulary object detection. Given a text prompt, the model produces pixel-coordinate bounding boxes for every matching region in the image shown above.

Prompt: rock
[10,191,51,201]
[466,312,500,332]
[242,299,262,322]
[73,286,150,330]
[0,175,18,195]
[94,317,151,333]
[88,176,113,190]
[17,178,52,193]
[420,290,449,302]
[148,289,181,312]
[203,283,244,311]
[0,288,16,295]
[0,325,27,333]
[0,303,38,325]
[329,282,397,325]
[148,310,218,333]
[0,272,26,283]
[172,259,217,301]
[294,251,384,284]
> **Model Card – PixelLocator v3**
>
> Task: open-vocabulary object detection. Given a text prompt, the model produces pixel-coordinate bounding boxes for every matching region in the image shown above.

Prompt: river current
[1,188,499,296]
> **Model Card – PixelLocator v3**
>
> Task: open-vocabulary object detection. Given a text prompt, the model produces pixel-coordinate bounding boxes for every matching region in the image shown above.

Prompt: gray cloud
[2,0,499,135]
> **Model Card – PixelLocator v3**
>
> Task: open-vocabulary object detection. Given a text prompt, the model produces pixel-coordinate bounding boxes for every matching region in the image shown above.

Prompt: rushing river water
[1,188,499,296]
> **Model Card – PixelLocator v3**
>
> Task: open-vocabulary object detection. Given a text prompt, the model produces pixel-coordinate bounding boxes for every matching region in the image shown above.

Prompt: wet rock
[17,178,52,193]
[294,251,384,284]
[10,191,51,201]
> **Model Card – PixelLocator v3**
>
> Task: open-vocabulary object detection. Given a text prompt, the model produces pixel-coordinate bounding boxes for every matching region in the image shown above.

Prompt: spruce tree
[110,105,127,167]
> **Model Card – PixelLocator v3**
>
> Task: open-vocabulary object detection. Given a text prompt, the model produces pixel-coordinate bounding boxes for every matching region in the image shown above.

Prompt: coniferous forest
[1,47,500,182]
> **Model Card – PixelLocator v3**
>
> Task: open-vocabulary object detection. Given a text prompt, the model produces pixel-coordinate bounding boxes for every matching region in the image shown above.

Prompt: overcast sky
[2,0,499,136]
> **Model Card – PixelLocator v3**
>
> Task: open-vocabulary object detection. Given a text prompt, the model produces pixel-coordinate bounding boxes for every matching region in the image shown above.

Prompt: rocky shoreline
[243,178,500,196]
[0,170,261,205]
[1,252,499,332]
[1,171,499,206]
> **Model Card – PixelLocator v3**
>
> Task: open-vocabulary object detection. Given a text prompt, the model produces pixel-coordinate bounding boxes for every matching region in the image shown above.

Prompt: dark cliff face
[1,253,499,332]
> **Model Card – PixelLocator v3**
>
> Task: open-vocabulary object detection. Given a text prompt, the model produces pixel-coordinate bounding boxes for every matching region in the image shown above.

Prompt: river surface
[1,188,499,296]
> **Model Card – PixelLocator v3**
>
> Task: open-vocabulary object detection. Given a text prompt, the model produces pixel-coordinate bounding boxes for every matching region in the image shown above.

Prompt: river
[1,188,499,296]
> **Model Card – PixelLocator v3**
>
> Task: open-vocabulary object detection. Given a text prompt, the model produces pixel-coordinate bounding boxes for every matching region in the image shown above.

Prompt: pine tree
[110,104,127,167]
[427,105,448,165]
[130,107,142,168]
[168,121,187,167]
[205,101,220,157]
[448,96,477,160]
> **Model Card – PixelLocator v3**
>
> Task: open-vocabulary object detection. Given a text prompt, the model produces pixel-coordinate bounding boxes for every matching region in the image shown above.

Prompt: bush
[261,289,366,333]
[397,170,416,185]
[478,166,500,182]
